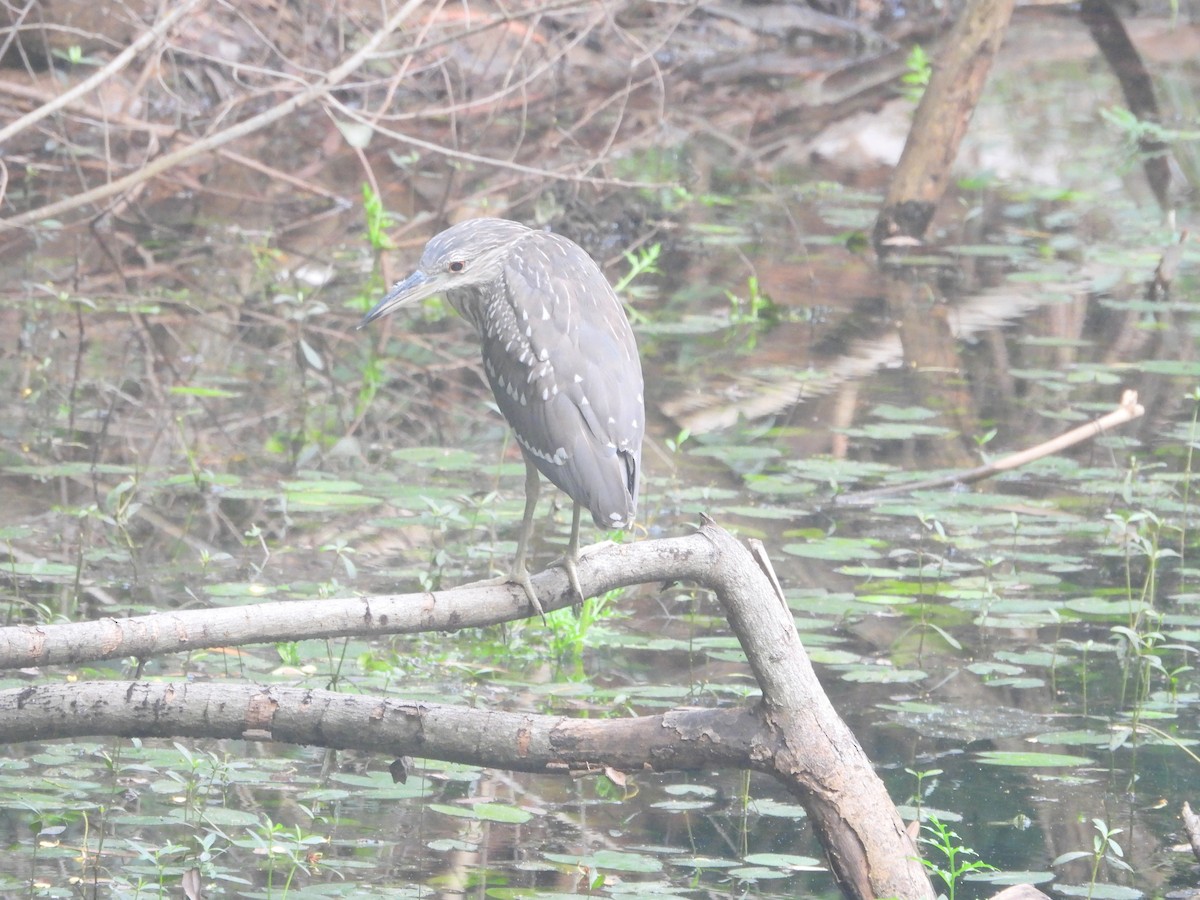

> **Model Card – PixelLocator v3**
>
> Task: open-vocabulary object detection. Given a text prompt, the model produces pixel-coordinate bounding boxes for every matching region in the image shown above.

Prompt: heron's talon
[460,572,547,623]
[559,553,586,609]
[509,566,547,623]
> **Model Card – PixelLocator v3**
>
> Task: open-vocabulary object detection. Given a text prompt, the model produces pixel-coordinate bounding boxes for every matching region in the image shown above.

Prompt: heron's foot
[554,539,618,609]
[460,571,546,622]
[509,565,547,623]
[559,552,586,610]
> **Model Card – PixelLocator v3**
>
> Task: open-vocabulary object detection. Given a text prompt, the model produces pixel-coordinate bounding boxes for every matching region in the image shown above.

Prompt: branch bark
[1079,0,1173,210]
[0,521,934,900]
[0,682,769,772]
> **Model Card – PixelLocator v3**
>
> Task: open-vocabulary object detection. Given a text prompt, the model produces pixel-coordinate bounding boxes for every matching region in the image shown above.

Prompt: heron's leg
[559,502,586,607]
[508,455,546,620]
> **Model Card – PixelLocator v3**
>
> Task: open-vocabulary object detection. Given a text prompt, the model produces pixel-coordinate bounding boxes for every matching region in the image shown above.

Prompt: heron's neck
[446,285,497,336]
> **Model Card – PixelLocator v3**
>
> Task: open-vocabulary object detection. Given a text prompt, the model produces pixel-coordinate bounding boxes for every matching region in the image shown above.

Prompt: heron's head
[358,218,532,328]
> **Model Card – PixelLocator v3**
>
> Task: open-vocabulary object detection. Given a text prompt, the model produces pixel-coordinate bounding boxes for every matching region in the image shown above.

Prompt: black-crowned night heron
[360,218,644,617]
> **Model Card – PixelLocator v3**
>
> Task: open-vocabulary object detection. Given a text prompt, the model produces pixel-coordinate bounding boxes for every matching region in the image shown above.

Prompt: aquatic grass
[905,766,943,822]
[1103,506,1187,726]
[612,242,662,323]
[545,586,626,662]
[237,814,330,897]
[1177,388,1200,592]
[1052,818,1131,899]
[726,275,779,327]
[916,815,996,900]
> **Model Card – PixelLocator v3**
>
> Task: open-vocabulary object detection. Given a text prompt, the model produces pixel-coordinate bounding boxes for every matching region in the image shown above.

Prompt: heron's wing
[481,231,644,529]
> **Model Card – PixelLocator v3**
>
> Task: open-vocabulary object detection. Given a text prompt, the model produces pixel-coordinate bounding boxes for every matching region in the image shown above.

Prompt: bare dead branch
[0,0,206,148]
[0,0,424,231]
[0,681,768,773]
[327,98,672,190]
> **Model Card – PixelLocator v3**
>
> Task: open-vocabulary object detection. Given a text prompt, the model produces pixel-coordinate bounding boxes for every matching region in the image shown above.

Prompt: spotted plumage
[360,218,644,616]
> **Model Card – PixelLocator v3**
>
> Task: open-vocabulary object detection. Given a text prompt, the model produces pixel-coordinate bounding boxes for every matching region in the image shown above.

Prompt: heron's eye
[448,260,465,273]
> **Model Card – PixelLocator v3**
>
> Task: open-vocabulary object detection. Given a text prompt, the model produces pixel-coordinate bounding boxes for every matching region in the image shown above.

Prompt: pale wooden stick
[834,390,1145,506]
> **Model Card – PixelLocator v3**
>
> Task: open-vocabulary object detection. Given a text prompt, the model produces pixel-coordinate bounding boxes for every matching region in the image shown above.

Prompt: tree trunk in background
[873,0,1016,249]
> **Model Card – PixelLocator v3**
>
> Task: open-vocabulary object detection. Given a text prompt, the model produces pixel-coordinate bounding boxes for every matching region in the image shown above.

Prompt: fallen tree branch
[833,390,1145,507]
[0,533,677,669]
[0,521,934,900]
[0,682,767,774]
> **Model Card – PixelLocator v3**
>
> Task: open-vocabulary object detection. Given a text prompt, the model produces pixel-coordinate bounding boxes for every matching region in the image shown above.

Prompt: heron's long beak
[357,270,434,329]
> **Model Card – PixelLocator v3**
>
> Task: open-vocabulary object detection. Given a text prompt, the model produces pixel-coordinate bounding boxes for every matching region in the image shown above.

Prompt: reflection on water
[1,6,1199,897]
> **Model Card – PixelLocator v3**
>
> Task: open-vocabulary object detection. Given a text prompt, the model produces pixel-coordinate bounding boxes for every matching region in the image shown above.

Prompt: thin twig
[0,77,345,203]
[328,99,670,190]
[833,390,1145,506]
[0,0,424,231]
[0,0,205,147]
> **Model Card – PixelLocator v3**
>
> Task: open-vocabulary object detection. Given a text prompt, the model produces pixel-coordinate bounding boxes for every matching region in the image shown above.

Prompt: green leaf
[543,849,662,873]
[167,385,241,398]
[976,751,1093,767]
[428,802,532,824]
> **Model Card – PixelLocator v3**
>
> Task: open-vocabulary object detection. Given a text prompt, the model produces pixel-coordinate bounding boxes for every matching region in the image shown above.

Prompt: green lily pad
[975,751,1093,767]
[428,802,533,824]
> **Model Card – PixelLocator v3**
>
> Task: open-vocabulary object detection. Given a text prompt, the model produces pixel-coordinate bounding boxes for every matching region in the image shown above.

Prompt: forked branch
[0,522,933,900]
